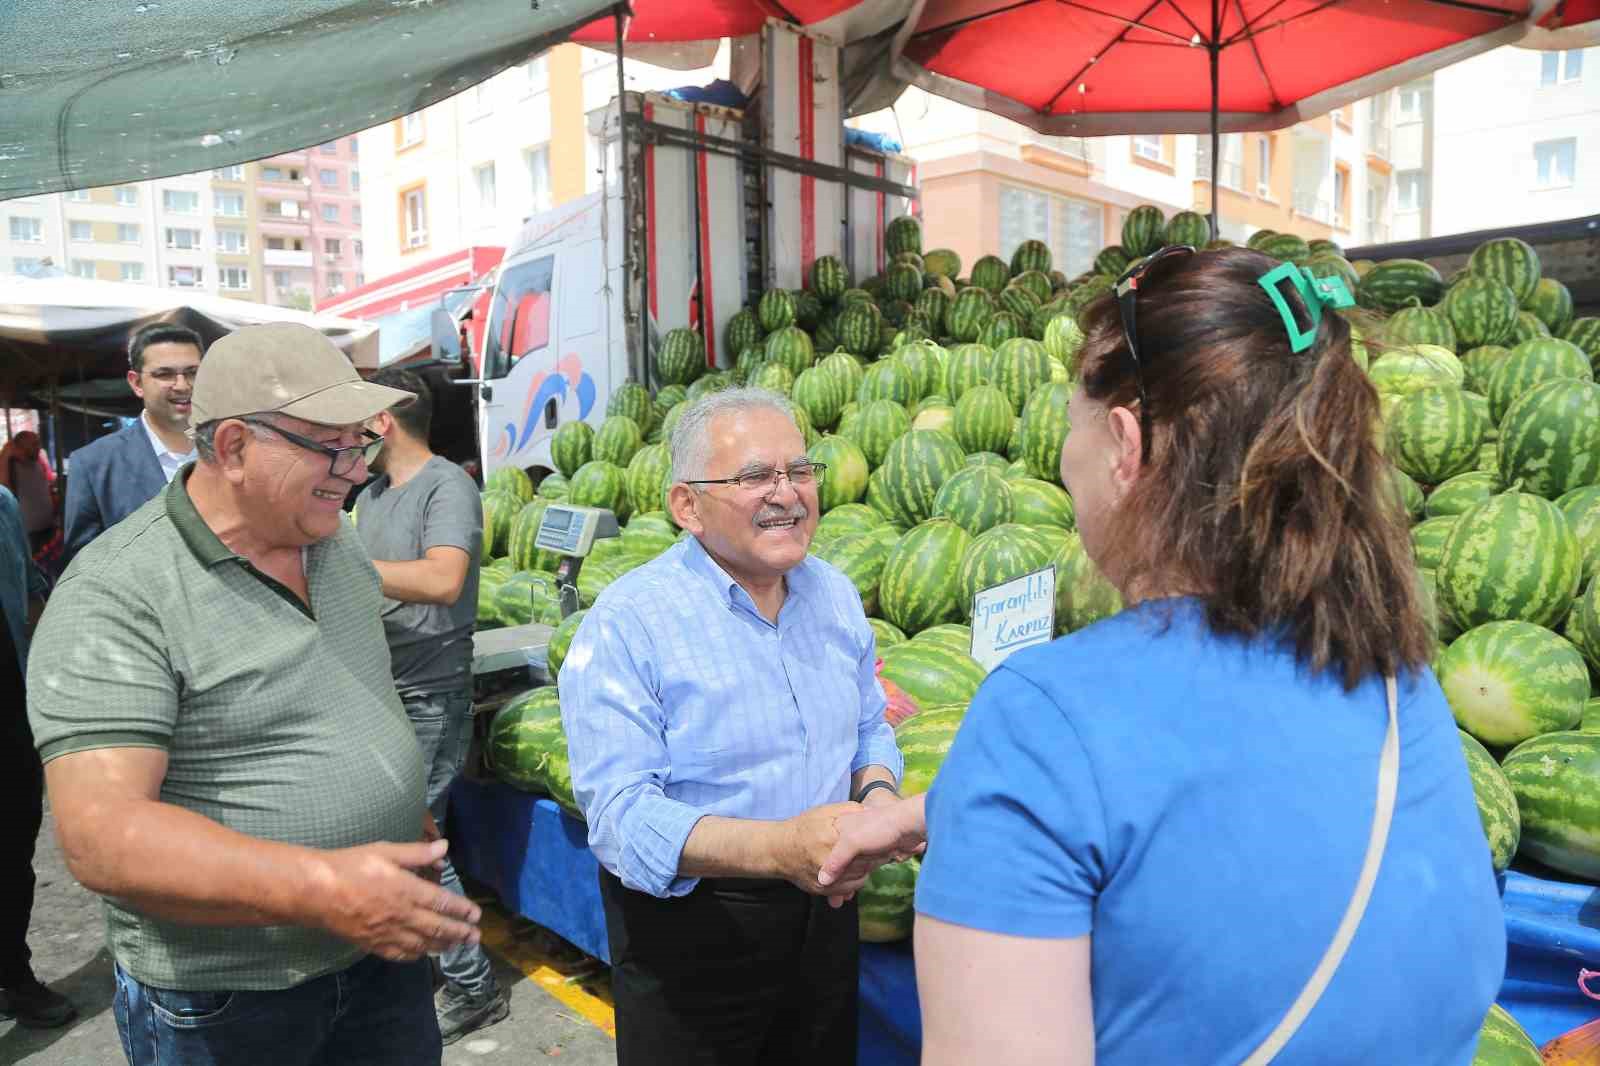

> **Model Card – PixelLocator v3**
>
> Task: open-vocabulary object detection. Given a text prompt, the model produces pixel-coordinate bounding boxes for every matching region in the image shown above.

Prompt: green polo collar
[166,464,235,569]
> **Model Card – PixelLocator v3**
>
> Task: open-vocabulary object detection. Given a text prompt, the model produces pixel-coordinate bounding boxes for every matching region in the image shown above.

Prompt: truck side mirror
[430,308,462,365]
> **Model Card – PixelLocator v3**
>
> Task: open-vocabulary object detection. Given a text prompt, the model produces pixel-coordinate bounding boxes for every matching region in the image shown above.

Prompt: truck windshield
[484,253,556,380]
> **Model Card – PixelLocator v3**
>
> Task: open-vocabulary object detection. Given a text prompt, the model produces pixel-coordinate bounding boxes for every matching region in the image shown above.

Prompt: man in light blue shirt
[559,387,902,1066]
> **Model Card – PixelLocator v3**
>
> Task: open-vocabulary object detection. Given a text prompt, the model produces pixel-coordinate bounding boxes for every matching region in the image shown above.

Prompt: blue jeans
[405,687,497,1001]
[112,955,439,1066]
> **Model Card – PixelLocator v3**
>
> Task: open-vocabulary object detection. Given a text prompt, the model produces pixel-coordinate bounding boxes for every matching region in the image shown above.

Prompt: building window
[320,141,339,155]
[213,165,245,181]
[8,216,43,243]
[1541,49,1583,86]
[117,223,140,243]
[402,185,428,249]
[214,191,246,217]
[168,265,204,288]
[327,271,344,293]
[261,166,285,182]
[121,262,145,283]
[1397,84,1428,122]
[1534,138,1577,189]
[469,83,492,117]
[162,189,201,214]
[525,145,551,213]
[220,267,249,290]
[998,184,1103,280]
[352,205,362,226]
[70,258,96,279]
[355,272,365,287]
[69,220,93,242]
[353,239,364,258]
[1396,169,1425,212]
[351,170,360,192]
[319,168,338,189]
[273,269,291,289]
[348,136,360,155]
[165,227,202,250]
[1333,166,1349,228]
[264,199,303,220]
[324,238,342,255]
[11,257,47,275]
[474,162,497,214]
[266,236,286,250]
[1195,134,1245,191]
[524,55,548,92]
[321,203,340,223]
[1131,134,1164,163]
[216,229,248,253]
[116,186,139,206]
[1256,136,1274,197]
[400,112,424,147]
[66,189,91,202]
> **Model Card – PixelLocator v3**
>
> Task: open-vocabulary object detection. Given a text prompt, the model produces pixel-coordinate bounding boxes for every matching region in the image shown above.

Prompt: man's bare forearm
[371,557,462,605]
[850,764,897,799]
[676,815,782,880]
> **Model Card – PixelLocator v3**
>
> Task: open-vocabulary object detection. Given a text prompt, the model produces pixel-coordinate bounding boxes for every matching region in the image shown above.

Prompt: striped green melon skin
[893,341,948,402]
[1576,572,1600,673]
[1557,485,1600,585]
[1484,337,1594,422]
[481,490,522,559]
[818,351,867,395]
[485,466,534,504]
[1257,233,1311,263]
[791,366,847,431]
[957,523,1052,615]
[914,288,951,334]
[758,289,796,332]
[1459,346,1511,394]
[1121,205,1166,257]
[808,434,870,512]
[1511,311,1550,344]
[568,460,629,520]
[1497,379,1600,500]
[1458,728,1520,874]
[884,262,922,303]
[857,359,916,411]
[1412,515,1460,570]
[686,371,735,404]
[1470,1004,1543,1066]
[1502,730,1600,881]
[1561,317,1600,363]
[1444,275,1520,349]
[816,501,886,540]
[969,255,1010,294]
[1386,386,1489,485]
[657,328,706,386]
[869,617,907,652]
[725,310,764,360]
[1585,696,1600,732]
[546,609,587,679]
[1368,345,1464,400]
[1054,532,1124,635]
[1359,259,1446,312]
[846,399,913,470]
[912,623,973,655]
[508,500,554,572]
[1438,490,1581,630]
[488,686,565,793]
[1523,276,1574,335]
[880,641,986,713]
[1391,467,1426,523]
[813,531,891,615]
[1468,237,1541,304]
[538,472,570,502]
[978,311,1023,349]
[837,302,882,357]
[1012,271,1052,304]
[897,706,966,795]
[877,430,966,527]
[489,570,562,627]
[998,284,1040,322]
[1438,620,1588,747]
[880,519,972,634]
[885,215,922,257]
[550,421,595,479]
[948,287,996,341]
[607,382,653,430]
[964,451,1010,473]
[1019,382,1072,483]
[811,254,849,301]
[1066,276,1114,319]
[1009,239,1051,277]
[764,326,815,378]
[990,338,1054,414]
[624,444,671,519]
[1163,210,1210,248]
[1385,303,1458,352]
[932,465,1014,537]
[1427,470,1501,518]
[1093,245,1132,278]
[1043,315,1086,373]
[1303,253,1361,296]
[943,343,994,401]
[748,363,794,396]
[858,857,919,942]
[865,467,904,529]
[951,384,1014,455]
[592,415,643,468]
[1010,478,1075,529]
[1419,568,1461,645]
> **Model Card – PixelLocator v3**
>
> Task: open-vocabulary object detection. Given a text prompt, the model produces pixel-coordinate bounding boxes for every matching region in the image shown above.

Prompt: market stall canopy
[0,273,378,405]
[887,0,1569,135]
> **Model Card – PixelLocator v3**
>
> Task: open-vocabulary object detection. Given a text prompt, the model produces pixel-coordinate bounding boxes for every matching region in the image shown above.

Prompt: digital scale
[536,503,620,618]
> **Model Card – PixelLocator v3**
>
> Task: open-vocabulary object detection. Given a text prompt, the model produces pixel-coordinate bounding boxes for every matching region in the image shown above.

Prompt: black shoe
[1,972,78,1029]
[436,985,509,1046]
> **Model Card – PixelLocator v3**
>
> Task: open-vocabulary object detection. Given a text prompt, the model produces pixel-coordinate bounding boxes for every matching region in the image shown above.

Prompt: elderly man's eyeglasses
[685,461,827,494]
[146,366,200,385]
[239,417,384,479]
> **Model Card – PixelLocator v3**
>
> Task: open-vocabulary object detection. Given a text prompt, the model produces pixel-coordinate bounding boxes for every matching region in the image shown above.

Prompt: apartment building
[2,147,365,310]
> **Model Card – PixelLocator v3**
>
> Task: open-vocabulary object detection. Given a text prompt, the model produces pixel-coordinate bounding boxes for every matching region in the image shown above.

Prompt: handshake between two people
[770,793,931,905]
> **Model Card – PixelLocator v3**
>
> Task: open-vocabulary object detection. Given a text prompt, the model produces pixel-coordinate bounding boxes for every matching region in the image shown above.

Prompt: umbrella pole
[1209,1,1220,242]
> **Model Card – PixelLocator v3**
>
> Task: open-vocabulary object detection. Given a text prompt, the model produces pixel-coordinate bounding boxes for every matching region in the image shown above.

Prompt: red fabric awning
[569,0,866,43]
[317,246,504,321]
[1540,0,1598,26]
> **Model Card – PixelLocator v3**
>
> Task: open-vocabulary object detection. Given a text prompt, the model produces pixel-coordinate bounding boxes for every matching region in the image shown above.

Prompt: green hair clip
[1257,262,1356,353]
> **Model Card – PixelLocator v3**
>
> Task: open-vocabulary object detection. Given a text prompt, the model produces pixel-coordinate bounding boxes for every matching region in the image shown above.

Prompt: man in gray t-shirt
[355,368,505,1044]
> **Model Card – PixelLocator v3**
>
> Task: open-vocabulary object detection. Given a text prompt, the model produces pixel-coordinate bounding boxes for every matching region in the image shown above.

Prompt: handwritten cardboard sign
[969,566,1057,672]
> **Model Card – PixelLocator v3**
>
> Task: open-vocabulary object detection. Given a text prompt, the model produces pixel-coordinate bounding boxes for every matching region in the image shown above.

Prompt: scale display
[533,503,617,557]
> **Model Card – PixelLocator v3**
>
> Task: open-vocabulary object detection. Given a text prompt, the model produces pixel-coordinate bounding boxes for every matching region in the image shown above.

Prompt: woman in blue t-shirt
[819,246,1506,1064]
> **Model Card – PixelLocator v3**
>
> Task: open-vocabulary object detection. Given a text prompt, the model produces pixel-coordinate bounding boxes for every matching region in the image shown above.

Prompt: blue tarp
[663,79,750,110]
[845,128,902,154]
[449,778,1600,1057]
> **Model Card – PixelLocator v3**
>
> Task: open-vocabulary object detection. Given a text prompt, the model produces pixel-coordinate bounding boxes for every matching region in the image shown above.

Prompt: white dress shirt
[141,412,197,482]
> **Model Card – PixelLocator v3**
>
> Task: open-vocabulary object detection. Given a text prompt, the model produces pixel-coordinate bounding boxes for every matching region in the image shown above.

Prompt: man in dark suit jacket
[62,323,205,565]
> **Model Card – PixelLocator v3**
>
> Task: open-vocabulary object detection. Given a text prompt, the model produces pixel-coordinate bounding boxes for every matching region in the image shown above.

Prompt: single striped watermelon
[791,366,848,431]
[1484,336,1593,423]
[488,686,565,793]
[951,384,1015,455]
[880,519,972,634]
[1459,345,1511,394]
[896,706,965,795]
[912,623,973,654]
[1437,489,1581,630]
[1469,1004,1543,1066]
[970,255,1010,294]
[858,858,919,942]
[1557,485,1600,585]
[876,430,966,527]
[1054,531,1124,634]
[1511,310,1551,344]
[991,338,1054,414]
[879,641,986,712]
[481,489,521,559]
[1438,620,1588,747]
[1010,478,1076,528]
[508,501,557,572]
[1163,210,1210,248]
[725,310,764,360]
[933,465,1014,537]
[1458,728,1521,874]
[1094,246,1132,277]
[625,444,672,518]
[538,472,570,502]
[1019,382,1072,483]
[545,609,587,679]
[846,399,913,470]
[1501,730,1600,881]
[1412,515,1460,570]
[1427,470,1502,518]
[837,302,883,358]
[765,326,815,377]
[885,215,922,257]
[550,421,594,478]
[957,523,1052,614]
[808,434,870,513]
[485,466,534,503]
[1386,386,1489,485]
[813,531,891,615]
[816,501,886,541]
[569,460,630,520]
[1043,315,1086,374]
[758,289,797,332]
[1385,301,1458,351]
[1560,317,1600,363]
[1523,276,1574,335]
[869,617,907,651]
[1497,378,1600,499]
[1467,237,1542,304]
[893,340,947,402]
[943,342,994,401]
[948,287,996,344]
[1367,345,1464,401]
[1121,205,1166,257]
[657,328,706,386]
[1443,276,1520,349]
[811,254,849,301]
[1358,259,1446,312]
[1390,466,1426,523]
[978,311,1023,349]
[592,415,643,468]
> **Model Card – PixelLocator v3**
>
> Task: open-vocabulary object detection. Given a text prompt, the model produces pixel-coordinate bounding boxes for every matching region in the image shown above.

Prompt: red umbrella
[1538,0,1599,25]
[887,0,1563,234]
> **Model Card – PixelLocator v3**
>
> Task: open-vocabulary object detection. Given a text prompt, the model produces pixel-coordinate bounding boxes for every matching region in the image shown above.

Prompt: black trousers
[598,869,859,1066]
[0,618,43,988]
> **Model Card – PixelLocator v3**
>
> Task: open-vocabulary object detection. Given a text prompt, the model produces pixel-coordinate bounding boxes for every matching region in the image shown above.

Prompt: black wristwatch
[852,780,899,804]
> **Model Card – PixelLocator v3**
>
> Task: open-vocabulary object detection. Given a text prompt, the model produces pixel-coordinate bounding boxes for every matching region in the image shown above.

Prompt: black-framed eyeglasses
[1114,244,1195,464]
[685,461,827,495]
[239,417,384,479]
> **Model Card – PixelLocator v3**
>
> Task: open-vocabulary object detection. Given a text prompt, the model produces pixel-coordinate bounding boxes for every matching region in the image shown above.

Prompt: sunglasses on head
[1113,245,1196,465]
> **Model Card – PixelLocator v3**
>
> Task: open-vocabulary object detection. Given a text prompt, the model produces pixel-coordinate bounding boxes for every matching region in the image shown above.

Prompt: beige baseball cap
[189,322,413,428]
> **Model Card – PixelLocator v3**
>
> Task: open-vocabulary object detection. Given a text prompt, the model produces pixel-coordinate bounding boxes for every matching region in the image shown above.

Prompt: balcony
[1367,124,1391,160]
[264,248,313,267]
[1293,192,1332,223]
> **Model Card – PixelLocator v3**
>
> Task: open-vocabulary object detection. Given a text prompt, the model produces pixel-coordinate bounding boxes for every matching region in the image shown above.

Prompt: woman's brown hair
[1077,246,1432,689]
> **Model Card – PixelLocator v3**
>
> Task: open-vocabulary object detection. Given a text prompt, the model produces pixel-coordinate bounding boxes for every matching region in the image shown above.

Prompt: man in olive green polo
[27,322,482,1066]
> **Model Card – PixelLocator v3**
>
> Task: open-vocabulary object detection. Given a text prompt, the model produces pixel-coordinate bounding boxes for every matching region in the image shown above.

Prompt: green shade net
[0,0,614,201]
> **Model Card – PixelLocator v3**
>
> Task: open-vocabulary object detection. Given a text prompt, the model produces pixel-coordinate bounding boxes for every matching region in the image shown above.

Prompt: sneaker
[0,972,78,1029]
[436,985,509,1046]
